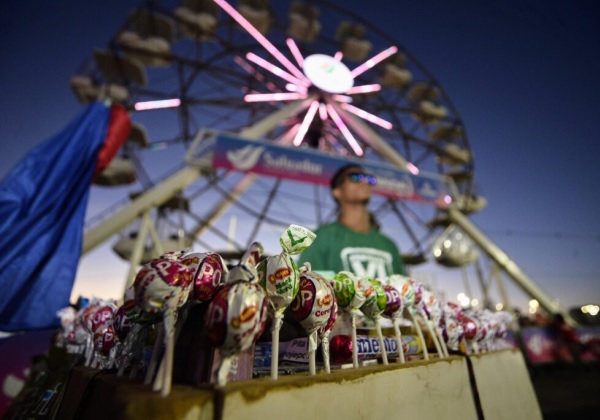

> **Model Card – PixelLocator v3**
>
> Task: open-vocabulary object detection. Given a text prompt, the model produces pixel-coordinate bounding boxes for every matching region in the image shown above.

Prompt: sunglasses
[346,172,377,185]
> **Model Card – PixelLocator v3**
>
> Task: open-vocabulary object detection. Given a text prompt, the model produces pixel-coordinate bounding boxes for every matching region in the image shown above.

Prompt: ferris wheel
[72,0,503,300]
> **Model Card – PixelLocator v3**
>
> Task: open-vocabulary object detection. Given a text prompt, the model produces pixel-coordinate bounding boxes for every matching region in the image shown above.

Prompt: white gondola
[411,100,448,124]
[287,1,321,42]
[112,232,192,265]
[116,31,171,67]
[336,22,372,61]
[406,82,440,103]
[454,193,488,214]
[128,8,175,43]
[238,1,272,35]
[69,75,129,105]
[128,122,150,148]
[430,124,464,141]
[93,49,148,86]
[437,144,472,166]
[175,0,219,42]
[380,63,412,89]
[93,156,137,186]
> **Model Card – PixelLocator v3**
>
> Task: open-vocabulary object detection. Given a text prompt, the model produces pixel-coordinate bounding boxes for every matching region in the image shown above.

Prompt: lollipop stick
[308,330,318,375]
[217,355,233,386]
[321,332,331,374]
[161,311,176,397]
[375,319,388,365]
[425,319,444,358]
[350,311,359,368]
[436,327,449,357]
[393,317,406,363]
[271,313,283,380]
[146,325,164,385]
[408,311,429,361]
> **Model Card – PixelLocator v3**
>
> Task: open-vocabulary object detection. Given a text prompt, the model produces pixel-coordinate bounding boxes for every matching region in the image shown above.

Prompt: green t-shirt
[297,222,406,278]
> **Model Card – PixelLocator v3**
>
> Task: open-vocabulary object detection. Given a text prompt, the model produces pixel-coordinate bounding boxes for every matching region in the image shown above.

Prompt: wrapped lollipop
[257,224,316,379]
[181,251,228,302]
[360,278,389,365]
[289,269,335,375]
[440,301,465,353]
[317,277,338,374]
[459,309,484,354]
[387,275,429,360]
[419,288,447,358]
[204,242,268,386]
[332,271,367,368]
[381,284,405,363]
[134,252,194,396]
[87,299,119,368]
[116,284,158,377]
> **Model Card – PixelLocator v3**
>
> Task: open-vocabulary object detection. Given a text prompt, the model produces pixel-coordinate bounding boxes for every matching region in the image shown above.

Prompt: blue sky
[1,0,599,314]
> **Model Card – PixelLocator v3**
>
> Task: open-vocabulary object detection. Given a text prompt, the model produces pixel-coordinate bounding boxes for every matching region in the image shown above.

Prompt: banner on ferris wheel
[189,130,454,208]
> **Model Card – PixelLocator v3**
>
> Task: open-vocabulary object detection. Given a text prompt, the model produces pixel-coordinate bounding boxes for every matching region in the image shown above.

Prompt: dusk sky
[1,0,599,315]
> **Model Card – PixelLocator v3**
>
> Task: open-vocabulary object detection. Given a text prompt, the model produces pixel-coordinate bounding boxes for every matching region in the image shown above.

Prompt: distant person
[298,163,406,278]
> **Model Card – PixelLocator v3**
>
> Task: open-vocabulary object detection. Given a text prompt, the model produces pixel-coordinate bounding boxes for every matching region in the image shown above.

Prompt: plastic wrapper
[133,253,194,396]
[359,278,389,364]
[381,284,406,362]
[290,270,335,374]
[181,251,228,302]
[332,271,368,368]
[205,242,268,385]
[257,225,315,378]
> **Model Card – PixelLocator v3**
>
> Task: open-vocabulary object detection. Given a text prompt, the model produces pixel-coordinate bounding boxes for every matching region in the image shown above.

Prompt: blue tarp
[0,102,111,331]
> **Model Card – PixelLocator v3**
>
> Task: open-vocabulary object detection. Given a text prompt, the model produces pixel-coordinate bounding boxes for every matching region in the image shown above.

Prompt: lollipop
[289,270,335,375]
[332,271,367,368]
[419,288,447,358]
[360,278,389,365]
[204,242,268,386]
[387,275,429,360]
[134,252,194,396]
[181,251,228,302]
[381,284,405,363]
[317,277,338,374]
[440,301,465,353]
[257,224,315,379]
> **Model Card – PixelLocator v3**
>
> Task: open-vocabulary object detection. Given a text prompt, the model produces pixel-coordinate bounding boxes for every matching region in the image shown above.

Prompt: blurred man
[298,163,405,278]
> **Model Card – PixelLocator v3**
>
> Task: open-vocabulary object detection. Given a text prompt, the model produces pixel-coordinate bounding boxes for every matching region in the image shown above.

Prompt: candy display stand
[469,349,542,420]
[53,349,542,419]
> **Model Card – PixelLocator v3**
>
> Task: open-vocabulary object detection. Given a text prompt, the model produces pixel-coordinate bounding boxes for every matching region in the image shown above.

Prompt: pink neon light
[334,51,343,61]
[214,0,308,82]
[341,103,393,130]
[345,84,382,95]
[407,162,420,175]
[331,94,353,103]
[293,100,320,146]
[285,83,307,93]
[350,46,398,78]
[286,38,305,68]
[326,103,363,156]
[246,52,308,87]
[134,98,181,111]
[234,56,265,81]
[244,92,307,102]
[319,103,328,120]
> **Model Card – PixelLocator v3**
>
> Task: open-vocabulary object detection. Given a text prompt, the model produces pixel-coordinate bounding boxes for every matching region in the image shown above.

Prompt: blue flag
[0,102,111,331]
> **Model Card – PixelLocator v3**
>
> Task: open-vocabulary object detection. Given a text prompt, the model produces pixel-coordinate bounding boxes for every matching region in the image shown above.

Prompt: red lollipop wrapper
[205,282,268,385]
[205,242,267,385]
[181,252,228,302]
[382,284,406,363]
[290,271,335,375]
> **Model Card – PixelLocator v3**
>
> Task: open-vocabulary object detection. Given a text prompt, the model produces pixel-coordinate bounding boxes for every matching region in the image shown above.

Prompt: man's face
[332,169,375,205]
